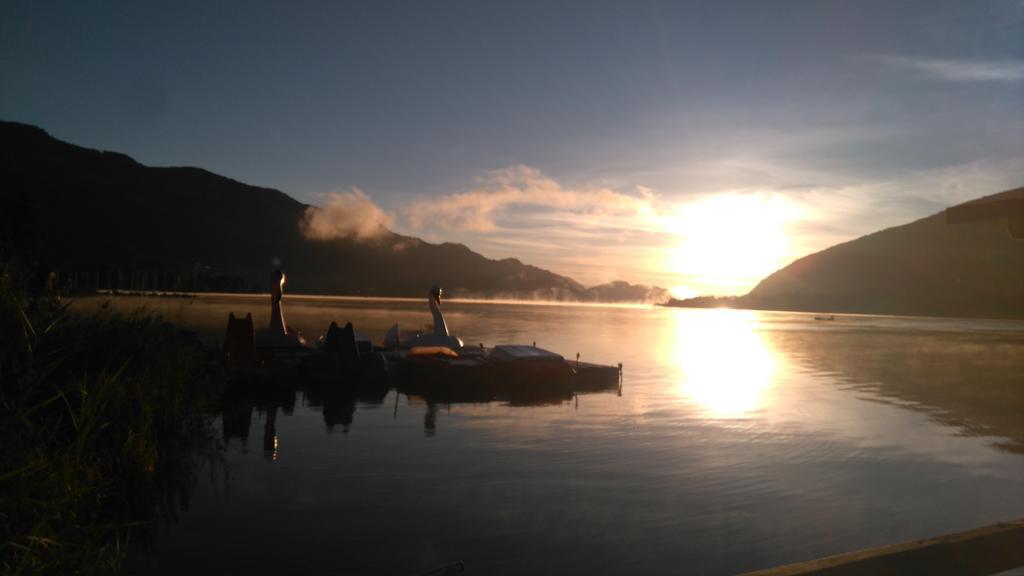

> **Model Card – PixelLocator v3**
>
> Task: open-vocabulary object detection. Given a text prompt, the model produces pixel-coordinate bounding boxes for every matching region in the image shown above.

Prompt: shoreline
[86,289,658,309]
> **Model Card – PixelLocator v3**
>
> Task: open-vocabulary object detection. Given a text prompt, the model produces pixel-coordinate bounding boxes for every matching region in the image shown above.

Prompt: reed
[0,268,224,575]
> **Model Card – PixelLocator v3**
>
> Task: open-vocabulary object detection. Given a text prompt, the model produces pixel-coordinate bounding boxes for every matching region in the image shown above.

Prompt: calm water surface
[81,295,1024,575]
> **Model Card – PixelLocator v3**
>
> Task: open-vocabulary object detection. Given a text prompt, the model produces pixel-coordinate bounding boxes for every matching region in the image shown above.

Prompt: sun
[668,193,798,295]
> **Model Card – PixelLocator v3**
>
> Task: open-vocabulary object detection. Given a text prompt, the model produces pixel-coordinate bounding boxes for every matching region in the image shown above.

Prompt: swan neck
[429,296,449,337]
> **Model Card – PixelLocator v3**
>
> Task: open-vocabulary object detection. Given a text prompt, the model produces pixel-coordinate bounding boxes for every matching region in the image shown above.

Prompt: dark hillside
[0,121,658,300]
[742,187,1024,319]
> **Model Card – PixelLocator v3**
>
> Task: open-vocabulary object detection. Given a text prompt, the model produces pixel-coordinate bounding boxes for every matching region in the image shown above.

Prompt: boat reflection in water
[219,374,389,457]
[664,309,779,419]
[218,356,621,446]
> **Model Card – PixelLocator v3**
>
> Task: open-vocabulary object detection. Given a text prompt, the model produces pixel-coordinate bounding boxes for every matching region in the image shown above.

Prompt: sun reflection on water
[663,309,778,418]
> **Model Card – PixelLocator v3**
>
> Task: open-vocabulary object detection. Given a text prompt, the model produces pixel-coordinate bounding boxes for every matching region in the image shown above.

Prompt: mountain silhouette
[0,121,663,301]
[668,186,1024,319]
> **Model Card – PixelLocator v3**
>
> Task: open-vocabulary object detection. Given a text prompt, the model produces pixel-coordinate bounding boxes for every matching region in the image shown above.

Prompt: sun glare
[663,309,778,418]
[668,193,799,295]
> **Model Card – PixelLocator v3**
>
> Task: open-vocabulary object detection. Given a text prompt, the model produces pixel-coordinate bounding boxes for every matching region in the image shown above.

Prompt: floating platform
[384,344,622,404]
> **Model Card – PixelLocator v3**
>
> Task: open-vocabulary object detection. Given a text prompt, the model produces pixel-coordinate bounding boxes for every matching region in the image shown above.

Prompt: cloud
[402,165,653,233]
[300,187,394,241]
[861,54,1024,83]
[395,165,685,289]
[300,154,1022,298]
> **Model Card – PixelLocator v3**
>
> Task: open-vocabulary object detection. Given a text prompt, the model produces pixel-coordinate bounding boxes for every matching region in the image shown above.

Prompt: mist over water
[81,295,1024,575]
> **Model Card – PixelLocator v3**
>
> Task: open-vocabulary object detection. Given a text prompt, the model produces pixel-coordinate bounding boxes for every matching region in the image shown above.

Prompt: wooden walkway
[741,519,1024,576]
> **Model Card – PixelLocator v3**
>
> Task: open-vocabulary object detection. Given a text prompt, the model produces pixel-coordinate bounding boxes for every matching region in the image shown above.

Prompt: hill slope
[0,121,662,300]
[741,187,1024,319]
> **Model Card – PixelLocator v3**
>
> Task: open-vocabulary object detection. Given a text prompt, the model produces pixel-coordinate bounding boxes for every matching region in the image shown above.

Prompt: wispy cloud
[300,187,394,241]
[860,54,1024,83]
[402,165,653,233]
[298,152,1023,297]
[394,164,821,294]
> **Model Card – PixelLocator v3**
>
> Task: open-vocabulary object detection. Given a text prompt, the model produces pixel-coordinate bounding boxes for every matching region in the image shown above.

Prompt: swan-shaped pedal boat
[222,270,382,381]
[382,285,464,350]
[223,270,308,369]
[380,285,622,402]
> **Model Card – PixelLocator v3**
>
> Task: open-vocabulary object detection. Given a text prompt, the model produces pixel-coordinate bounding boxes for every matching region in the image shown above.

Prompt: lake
[77,294,1024,575]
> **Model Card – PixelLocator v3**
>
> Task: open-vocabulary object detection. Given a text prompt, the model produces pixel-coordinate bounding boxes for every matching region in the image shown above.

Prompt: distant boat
[814,315,836,321]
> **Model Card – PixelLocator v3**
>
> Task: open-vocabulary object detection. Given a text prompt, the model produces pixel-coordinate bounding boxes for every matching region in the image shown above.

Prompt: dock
[741,518,1024,576]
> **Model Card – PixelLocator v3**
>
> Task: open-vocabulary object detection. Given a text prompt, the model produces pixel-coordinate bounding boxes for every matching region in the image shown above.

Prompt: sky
[2,1,1022,296]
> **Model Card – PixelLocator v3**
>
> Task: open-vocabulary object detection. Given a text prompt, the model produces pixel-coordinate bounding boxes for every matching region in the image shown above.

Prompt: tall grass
[1,268,224,575]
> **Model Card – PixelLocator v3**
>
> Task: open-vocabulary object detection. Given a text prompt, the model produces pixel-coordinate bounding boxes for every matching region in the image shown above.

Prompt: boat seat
[224,312,255,366]
[324,321,360,370]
